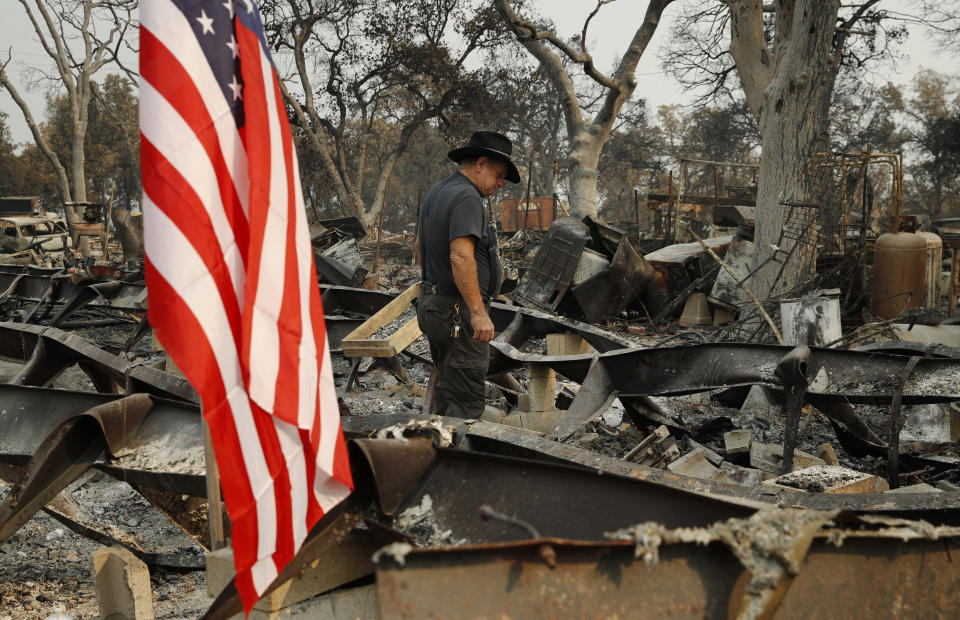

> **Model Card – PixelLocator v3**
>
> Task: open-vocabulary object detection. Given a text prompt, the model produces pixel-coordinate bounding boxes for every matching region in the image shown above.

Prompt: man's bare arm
[450,236,495,342]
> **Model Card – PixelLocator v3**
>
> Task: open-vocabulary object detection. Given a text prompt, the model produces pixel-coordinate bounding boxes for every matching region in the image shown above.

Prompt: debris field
[2,196,960,618]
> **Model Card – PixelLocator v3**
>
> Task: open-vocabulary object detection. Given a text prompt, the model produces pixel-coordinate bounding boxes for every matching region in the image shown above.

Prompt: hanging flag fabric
[139,0,353,612]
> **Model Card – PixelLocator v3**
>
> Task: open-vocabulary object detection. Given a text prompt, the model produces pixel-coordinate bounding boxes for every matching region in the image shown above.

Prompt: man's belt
[421,281,490,305]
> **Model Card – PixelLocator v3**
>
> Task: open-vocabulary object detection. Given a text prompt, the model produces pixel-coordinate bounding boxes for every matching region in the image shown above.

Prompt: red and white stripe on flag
[139,0,353,612]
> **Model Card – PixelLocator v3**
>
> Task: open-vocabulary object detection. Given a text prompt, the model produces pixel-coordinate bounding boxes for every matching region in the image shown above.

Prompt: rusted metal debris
[484,340,960,463]
[0,321,203,563]
[0,356,957,617]
[374,513,960,619]
[1,269,959,616]
[0,322,194,400]
[3,290,957,503]
[339,414,960,521]
[204,417,960,617]
[0,381,203,539]
[0,289,637,556]
[0,393,153,545]
[0,265,145,326]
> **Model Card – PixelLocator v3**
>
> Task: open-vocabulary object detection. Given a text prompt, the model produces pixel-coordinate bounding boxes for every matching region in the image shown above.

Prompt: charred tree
[0,0,136,255]
[494,0,674,219]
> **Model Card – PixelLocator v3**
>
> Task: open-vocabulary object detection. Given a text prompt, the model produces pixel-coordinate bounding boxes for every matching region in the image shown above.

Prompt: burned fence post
[887,355,923,489]
[373,176,390,274]
[520,158,534,260]
[203,418,227,552]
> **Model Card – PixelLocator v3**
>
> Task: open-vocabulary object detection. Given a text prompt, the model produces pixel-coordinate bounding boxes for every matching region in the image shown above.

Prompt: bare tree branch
[2,0,137,252]
[267,0,502,226]
[0,54,72,202]
[495,0,620,92]
[494,0,674,216]
[581,0,615,55]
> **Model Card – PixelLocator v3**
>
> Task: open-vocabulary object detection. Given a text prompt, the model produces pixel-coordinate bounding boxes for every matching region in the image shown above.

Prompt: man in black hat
[416,131,521,419]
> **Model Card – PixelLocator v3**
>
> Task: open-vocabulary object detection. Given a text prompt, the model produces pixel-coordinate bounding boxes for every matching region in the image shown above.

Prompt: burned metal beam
[0,322,195,401]
[50,279,146,325]
[0,267,70,302]
[359,441,758,541]
[492,341,960,405]
[206,418,960,617]
[490,300,632,352]
[44,495,204,570]
[599,343,960,404]
[491,340,960,449]
[0,379,202,546]
[375,523,960,619]
[0,267,146,325]
[350,438,437,516]
[461,419,960,523]
[552,358,618,440]
[0,384,129,460]
[0,394,154,544]
[345,415,960,523]
[377,539,743,619]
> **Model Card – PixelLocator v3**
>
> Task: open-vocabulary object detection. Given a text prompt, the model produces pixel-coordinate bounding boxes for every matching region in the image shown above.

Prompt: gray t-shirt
[418,171,502,299]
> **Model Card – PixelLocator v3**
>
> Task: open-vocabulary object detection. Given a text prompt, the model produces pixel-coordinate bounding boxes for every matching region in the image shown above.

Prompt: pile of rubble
[1,202,960,617]
[0,197,142,271]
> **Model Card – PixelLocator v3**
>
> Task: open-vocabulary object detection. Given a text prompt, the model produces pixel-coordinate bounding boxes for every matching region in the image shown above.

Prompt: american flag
[139,0,353,612]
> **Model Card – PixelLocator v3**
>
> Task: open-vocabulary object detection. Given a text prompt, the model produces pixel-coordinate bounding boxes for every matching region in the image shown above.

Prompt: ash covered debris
[335,220,960,498]
[374,418,454,447]
[3,197,960,618]
[392,495,466,547]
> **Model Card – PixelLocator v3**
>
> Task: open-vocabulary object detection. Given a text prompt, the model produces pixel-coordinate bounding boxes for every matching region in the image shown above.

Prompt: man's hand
[450,235,496,341]
[470,311,495,342]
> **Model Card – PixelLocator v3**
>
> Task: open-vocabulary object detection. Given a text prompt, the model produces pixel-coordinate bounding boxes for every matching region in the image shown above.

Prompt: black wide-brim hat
[448,131,521,184]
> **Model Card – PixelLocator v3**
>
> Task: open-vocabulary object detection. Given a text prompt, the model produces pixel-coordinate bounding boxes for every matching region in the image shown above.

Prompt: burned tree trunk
[726,0,841,297]
[112,208,143,264]
[751,2,839,296]
[566,130,605,220]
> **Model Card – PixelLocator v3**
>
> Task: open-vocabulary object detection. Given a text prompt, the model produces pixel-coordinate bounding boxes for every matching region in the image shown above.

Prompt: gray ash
[372,307,417,340]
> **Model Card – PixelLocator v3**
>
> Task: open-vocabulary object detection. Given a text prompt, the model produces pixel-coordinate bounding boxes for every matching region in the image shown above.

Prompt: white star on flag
[228,74,243,100]
[196,10,215,35]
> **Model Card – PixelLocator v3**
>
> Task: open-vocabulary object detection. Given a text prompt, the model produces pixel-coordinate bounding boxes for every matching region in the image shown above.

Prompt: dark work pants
[416,289,490,419]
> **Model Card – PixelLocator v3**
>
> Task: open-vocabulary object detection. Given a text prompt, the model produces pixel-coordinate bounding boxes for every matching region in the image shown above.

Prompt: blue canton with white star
[172,0,264,127]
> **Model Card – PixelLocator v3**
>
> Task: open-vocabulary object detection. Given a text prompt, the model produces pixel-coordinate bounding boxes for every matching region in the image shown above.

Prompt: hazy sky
[0,1,956,146]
